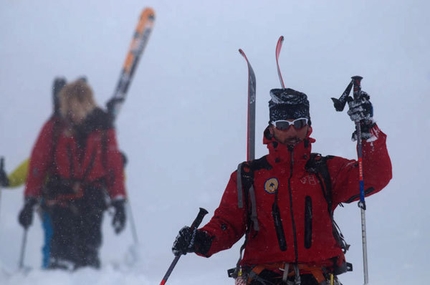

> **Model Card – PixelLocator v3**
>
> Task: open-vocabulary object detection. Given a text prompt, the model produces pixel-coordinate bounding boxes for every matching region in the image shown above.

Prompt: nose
[279,125,298,133]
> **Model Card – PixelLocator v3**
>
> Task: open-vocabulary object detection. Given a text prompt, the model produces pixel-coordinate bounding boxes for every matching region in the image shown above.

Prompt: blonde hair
[59,79,97,120]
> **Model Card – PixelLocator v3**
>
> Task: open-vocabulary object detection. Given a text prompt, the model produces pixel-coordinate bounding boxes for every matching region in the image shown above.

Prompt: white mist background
[1,0,429,284]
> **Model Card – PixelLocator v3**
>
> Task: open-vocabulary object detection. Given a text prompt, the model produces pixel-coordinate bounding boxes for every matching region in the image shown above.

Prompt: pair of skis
[238,36,285,161]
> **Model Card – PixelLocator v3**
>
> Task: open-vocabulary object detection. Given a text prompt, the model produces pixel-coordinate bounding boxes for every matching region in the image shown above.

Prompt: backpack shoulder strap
[237,156,271,232]
[48,116,63,174]
[306,153,334,214]
[306,153,350,253]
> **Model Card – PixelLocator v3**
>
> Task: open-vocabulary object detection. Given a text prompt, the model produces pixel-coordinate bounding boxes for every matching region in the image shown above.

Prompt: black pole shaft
[0,157,4,220]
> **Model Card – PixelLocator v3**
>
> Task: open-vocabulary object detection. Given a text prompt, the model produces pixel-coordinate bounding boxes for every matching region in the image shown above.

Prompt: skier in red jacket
[172,88,392,284]
[18,79,127,270]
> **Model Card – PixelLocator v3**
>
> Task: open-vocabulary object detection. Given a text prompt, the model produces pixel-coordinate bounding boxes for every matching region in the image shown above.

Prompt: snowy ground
[1,0,430,284]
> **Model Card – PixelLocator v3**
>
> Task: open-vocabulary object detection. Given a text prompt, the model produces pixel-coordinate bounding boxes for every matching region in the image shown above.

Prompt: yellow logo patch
[264,178,279,194]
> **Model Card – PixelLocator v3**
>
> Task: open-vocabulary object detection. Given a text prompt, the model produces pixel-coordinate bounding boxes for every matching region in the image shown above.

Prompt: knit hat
[268,88,311,125]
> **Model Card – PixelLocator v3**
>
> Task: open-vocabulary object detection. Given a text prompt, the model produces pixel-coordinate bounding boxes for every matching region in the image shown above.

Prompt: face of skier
[269,118,310,146]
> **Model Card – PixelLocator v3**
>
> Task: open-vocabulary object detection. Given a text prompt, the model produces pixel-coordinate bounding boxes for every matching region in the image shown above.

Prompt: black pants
[47,188,106,270]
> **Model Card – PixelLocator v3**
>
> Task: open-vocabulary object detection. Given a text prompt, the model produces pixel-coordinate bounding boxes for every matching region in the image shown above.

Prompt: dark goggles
[271,118,308,131]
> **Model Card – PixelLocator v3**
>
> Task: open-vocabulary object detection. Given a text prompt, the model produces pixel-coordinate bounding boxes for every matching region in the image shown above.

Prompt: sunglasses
[271,118,308,131]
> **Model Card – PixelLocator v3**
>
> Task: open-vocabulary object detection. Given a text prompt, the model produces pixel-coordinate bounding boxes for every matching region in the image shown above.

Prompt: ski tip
[278,35,284,42]
[238,49,248,59]
[142,7,156,20]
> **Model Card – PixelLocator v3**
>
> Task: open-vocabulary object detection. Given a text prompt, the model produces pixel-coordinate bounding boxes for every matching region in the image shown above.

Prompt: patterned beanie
[268,88,311,125]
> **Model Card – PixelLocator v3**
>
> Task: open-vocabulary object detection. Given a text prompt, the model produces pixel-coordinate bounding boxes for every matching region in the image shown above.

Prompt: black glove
[18,197,38,229]
[347,91,375,141]
[172,226,212,256]
[351,121,376,141]
[111,199,126,234]
[347,91,373,123]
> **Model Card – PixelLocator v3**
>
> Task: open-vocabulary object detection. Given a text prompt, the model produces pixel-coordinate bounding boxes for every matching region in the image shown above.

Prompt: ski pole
[18,228,28,270]
[126,202,139,244]
[0,157,4,219]
[160,207,208,285]
[332,76,369,284]
[351,76,369,285]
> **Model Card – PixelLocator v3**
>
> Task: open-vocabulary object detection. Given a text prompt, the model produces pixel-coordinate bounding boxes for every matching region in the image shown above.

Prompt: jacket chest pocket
[304,196,312,249]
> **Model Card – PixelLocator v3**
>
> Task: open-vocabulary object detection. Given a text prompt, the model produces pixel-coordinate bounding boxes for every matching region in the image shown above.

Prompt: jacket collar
[262,126,315,168]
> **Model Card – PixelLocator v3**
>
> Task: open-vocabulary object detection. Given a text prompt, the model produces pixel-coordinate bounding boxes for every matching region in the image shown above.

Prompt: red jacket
[200,124,392,268]
[24,108,126,200]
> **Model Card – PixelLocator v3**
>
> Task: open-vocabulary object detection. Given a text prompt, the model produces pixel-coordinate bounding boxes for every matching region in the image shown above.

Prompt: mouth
[285,137,301,146]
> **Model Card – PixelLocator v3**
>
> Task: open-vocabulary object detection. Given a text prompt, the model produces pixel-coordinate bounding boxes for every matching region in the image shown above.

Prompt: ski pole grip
[190,207,209,229]
[351,76,363,100]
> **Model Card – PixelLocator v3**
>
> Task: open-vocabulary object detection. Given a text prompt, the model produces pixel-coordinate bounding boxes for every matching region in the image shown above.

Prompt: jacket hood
[263,125,316,167]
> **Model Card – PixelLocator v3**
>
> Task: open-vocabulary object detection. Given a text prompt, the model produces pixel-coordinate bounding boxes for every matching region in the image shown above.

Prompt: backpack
[230,153,351,277]
[43,114,110,201]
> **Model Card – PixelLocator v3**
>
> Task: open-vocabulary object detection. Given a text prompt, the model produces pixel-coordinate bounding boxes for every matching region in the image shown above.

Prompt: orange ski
[108,7,156,119]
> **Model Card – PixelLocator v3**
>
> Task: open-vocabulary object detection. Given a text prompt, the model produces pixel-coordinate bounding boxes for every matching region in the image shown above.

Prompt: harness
[229,153,352,284]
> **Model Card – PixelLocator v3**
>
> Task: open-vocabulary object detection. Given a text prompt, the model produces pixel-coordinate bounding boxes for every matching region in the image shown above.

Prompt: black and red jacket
[24,108,126,201]
[200,124,392,268]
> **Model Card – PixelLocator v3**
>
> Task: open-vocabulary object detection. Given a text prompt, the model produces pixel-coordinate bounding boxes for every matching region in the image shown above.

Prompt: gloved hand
[347,91,375,141]
[111,199,126,234]
[172,226,212,256]
[347,91,373,123]
[18,197,38,229]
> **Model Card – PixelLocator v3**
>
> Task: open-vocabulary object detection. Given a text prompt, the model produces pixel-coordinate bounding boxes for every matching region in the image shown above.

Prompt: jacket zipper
[287,146,299,263]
